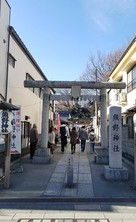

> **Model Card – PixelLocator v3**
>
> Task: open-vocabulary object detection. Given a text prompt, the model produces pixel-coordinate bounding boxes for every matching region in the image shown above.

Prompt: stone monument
[104,106,128,180]
[66,156,73,187]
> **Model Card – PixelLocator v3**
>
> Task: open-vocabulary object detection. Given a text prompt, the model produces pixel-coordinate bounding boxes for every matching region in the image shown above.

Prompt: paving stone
[78,183,94,197]
[78,173,92,183]
[74,205,101,210]
[43,182,63,196]
[54,167,66,173]
[79,166,91,173]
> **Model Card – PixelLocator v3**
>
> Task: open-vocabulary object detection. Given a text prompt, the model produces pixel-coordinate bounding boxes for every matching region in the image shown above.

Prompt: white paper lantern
[0,111,13,134]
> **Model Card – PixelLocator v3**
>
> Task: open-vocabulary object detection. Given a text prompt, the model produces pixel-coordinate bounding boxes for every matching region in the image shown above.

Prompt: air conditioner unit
[119,92,127,103]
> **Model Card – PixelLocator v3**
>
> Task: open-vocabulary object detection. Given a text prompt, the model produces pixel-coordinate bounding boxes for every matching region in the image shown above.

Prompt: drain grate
[17,219,110,222]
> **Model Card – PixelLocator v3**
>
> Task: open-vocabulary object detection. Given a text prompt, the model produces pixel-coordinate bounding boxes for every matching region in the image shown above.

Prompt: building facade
[0,0,10,101]
[0,0,54,150]
[108,37,136,162]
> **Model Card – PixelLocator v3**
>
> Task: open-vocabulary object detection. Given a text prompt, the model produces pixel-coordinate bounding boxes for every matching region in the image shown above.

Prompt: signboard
[109,106,122,168]
[0,110,13,134]
[11,108,21,154]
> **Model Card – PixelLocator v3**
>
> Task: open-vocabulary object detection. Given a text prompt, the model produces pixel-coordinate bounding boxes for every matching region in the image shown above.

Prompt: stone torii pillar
[95,88,109,164]
[100,88,108,149]
[33,87,50,163]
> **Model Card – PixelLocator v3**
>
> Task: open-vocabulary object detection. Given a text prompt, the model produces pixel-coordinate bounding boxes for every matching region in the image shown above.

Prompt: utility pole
[95,68,98,140]
[4,132,11,188]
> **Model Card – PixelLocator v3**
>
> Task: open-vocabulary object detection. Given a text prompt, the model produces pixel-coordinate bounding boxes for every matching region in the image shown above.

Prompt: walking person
[70,127,78,154]
[30,124,38,159]
[60,122,69,153]
[65,123,70,146]
[54,127,59,146]
[89,128,95,154]
[79,125,88,152]
[48,126,56,156]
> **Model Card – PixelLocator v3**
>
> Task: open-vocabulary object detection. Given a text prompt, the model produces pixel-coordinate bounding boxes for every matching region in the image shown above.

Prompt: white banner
[11,107,21,154]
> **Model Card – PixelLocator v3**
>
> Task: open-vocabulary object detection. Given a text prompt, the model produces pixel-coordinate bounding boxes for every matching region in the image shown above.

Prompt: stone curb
[0,197,136,203]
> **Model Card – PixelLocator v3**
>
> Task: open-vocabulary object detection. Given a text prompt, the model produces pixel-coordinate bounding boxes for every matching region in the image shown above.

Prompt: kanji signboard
[11,108,21,154]
[0,111,13,134]
[109,106,122,168]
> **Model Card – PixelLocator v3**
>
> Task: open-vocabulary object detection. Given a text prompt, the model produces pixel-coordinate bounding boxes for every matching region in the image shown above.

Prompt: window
[39,88,43,99]
[127,65,136,92]
[34,87,40,97]
[8,53,16,68]
[26,73,43,98]
[26,73,34,93]
[114,78,122,101]
[115,89,121,101]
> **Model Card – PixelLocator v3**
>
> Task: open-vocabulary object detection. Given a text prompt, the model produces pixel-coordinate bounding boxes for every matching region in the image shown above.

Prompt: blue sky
[8,0,136,81]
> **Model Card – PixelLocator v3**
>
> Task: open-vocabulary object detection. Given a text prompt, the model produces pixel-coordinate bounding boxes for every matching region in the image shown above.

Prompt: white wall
[0,0,10,99]
[7,36,45,133]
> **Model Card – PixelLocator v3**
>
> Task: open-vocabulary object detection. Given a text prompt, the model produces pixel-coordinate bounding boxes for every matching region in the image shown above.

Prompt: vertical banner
[11,107,21,154]
[57,114,61,131]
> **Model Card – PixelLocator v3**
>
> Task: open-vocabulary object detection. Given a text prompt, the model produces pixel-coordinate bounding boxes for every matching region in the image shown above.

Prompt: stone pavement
[43,147,94,197]
[0,142,136,221]
[0,141,136,199]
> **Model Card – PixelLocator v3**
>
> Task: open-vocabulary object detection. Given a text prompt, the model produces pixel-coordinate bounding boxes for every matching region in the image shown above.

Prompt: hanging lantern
[0,110,13,134]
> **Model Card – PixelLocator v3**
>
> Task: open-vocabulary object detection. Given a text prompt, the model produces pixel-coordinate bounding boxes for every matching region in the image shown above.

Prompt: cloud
[91,13,112,33]
[82,0,136,33]
[81,0,112,33]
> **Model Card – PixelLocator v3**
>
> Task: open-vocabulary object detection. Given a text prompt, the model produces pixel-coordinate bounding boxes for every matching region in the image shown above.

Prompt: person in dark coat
[59,122,69,153]
[30,124,38,159]
[79,125,88,152]
[70,127,78,154]
[60,123,66,153]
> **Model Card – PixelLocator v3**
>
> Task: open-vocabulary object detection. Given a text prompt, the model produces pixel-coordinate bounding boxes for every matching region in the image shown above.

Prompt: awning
[0,101,19,111]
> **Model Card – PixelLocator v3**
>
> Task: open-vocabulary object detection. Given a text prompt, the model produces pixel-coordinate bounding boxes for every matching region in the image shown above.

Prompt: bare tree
[55,88,74,112]
[55,48,125,113]
[80,48,124,82]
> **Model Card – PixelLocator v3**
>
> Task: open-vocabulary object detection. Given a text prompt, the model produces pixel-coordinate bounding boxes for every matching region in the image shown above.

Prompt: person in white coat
[88,128,95,154]
[48,126,56,156]
[60,122,70,153]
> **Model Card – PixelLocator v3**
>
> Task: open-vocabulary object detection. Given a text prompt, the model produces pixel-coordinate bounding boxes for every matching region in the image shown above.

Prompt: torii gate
[24,80,126,163]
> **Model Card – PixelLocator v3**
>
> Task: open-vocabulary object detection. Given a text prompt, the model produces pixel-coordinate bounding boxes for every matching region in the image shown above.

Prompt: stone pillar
[100,88,108,149]
[95,88,108,164]
[4,133,11,188]
[109,106,122,168]
[104,106,128,180]
[33,87,51,163]
[66,156,73,187]
[41,87,50,148]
